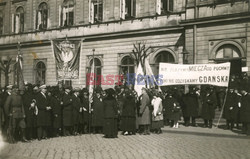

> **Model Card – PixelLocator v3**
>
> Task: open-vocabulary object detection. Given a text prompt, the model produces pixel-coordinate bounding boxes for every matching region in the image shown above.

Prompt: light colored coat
[151,97,163,121]
[139,92,151,125]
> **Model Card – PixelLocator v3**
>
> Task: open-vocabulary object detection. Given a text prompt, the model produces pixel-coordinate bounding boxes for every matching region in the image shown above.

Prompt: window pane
[216,49,223,58]
[224,47,232,58]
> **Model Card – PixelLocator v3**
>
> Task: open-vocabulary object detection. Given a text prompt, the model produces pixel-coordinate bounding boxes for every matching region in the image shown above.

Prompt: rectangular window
[12,13,24,33]
[89,0,103,23]
[125,0,136,19]
[157,0,174,15]
[61,5,74,27]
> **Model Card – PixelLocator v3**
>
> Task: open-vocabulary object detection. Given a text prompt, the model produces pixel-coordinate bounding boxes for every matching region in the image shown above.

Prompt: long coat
[103,96,118,136]
[23,91,36,127]
[81,97,90,124]
[71,94,81,125]
[62,93,73,126]
[92,96,104,127]
[163,95,177,120]
[183,93,199,117]
[223,91,240,121]
[239,93,250,123]
[201,93,216,120]
[35,92,51,127]
[139,92,151,125]
[51,95,62,129]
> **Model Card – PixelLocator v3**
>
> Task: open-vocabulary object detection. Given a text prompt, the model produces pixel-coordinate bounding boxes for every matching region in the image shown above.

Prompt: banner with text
[159,63,231,87]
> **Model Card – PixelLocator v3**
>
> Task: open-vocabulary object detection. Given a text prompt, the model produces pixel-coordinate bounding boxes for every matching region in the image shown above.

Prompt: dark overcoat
[239,93,250,123]
[92,96,104,127]
[62,93,73,126]
[223,91,239,121]
[81,97,90,124]
[163,95,177,119]
[201,93,216,120]
[71,94,81,125]
[51,95,62,128]
[183,93,199,117]
[35,92,51,127]
[122,95,136,118]
[23,91,35,127]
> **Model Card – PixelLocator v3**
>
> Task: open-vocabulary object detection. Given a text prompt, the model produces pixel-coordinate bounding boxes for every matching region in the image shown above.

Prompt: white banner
[159,63,231,87]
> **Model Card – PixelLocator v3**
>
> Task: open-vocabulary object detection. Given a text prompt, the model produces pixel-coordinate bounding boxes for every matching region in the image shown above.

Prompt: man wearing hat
[62,86,73,136]
[239,86,250,135]
[35,84,52,140]
[71,87,81,135]
[4,85,27,143]
[201,86,217,128]
[223,87,240,130]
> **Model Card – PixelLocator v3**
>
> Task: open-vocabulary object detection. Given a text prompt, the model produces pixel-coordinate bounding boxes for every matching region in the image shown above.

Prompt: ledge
[180,12,250,26]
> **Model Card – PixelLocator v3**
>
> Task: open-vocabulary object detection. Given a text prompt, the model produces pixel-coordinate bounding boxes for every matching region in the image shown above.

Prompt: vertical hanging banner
[52,39,81,79]
[159,63,231,87]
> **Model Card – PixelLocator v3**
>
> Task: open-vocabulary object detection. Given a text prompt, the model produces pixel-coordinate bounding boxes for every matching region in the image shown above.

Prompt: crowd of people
[0,74,250,143]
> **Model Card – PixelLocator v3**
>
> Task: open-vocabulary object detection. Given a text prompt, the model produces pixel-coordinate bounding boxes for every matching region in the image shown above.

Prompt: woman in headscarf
[151,92,164,134]
[103,88,118,138]
[120,89,136,135]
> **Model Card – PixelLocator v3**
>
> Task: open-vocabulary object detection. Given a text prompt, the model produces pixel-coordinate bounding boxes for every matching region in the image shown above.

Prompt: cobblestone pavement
[0,126,249,159]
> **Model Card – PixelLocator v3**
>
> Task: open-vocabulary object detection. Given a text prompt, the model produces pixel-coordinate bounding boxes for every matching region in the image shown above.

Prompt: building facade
[0,0,249,88]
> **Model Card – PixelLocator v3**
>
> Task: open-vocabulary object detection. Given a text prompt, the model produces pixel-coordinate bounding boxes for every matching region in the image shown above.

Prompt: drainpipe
[193,0,197,64]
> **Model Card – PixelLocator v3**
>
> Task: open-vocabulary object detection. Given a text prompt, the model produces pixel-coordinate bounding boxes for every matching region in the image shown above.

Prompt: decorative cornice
[12,0,27,4]
[180,12,250,26]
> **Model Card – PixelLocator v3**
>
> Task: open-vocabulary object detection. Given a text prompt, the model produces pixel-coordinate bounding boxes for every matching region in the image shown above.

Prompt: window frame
[13,6,24,33]
[61,0,74,27]
[34,60,46,85]
[36,2,48,30]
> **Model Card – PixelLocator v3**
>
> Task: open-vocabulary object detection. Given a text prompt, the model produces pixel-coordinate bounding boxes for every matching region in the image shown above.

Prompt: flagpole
[89,48,95,133]
[17,42,24,90]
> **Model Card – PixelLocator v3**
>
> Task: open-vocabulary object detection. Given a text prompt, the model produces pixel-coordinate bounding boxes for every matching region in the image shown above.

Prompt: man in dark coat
[239,87,250,135]
[1,85,12,140]
[35,85,52,140]
[23,84,36,140]
[62,86,73,136]
[50,86,62,137]
[91,91,104,133]
[80,91,90,134]
[183,86,199,127]
[139,88,151,135]
[4,85,27,143]
[201,86,217,128]
[223,88,240,130]
[71,87,81,135]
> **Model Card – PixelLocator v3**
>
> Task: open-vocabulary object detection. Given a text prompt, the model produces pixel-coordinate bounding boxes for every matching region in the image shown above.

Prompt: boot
[21,129,28,142]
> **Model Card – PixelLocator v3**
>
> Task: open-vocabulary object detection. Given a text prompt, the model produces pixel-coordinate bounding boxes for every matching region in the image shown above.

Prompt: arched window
[88,58,102,86]
[37,2,48,30]
[215,44,241,59]
[0,11,3,34]
[154,51,175,73]
[13,7,24,33]
[35,61,46,85]
[61,0,74,27]
[215,44,243,76]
